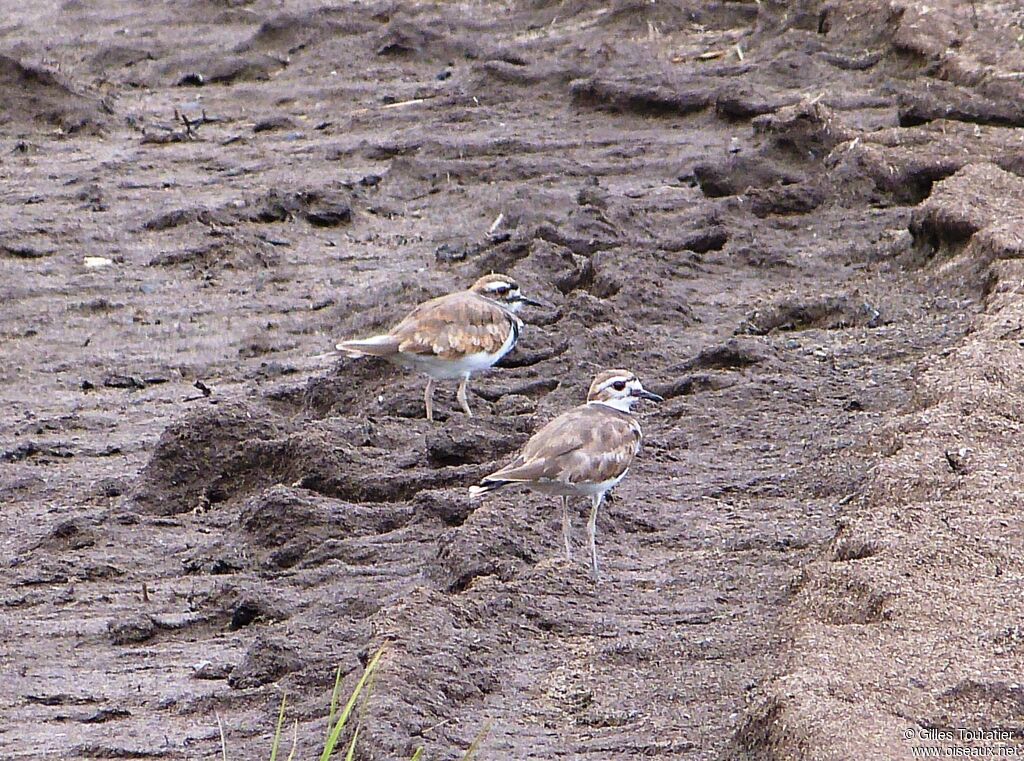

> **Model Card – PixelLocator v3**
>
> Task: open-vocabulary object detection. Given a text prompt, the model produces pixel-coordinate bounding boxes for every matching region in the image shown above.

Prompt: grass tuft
[269,694,287,761]
[319,646,386,761]
[218,644,488,760]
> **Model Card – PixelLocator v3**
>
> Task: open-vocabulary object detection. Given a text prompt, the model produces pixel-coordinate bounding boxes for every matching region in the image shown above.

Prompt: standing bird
[469,369,662,580]
[336,274,543,421]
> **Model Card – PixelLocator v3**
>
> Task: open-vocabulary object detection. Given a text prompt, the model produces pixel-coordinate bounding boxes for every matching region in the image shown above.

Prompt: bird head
[469,274,544,312]
[587,369,663,412]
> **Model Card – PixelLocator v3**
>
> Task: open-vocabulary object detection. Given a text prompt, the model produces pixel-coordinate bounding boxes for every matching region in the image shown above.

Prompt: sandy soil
[3,1,1024,759]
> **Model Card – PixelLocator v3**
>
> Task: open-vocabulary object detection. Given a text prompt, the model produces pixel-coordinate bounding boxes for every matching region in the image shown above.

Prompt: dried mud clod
[752,101,854,161]
[235,484,420,570]
[737,294,883,335]
[674,337,774,373]
[141,187,352,233]
[165,52,286,87]
[909,163,1024,253]
[0,54,111,134]
[131,395,465,514]
[33,518,97,552]
[651,372,738,401]
[234,8,375,55]
[794,567,892,626]
[693,155,806,199]
[659,226,729,255]
[430,505,542,592]
[227,636,303,690]
[129,401,288,515]
[908,163,1024,299]
[107,615,157,645]
[831,534,882,563]
[569,77,711,117]
[424,419,527,467]
[937,681,1024,727]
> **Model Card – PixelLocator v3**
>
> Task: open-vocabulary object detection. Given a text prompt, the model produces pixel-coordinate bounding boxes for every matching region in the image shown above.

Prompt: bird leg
[587,494,603,582]
[424,378,435,422]
[561,495,572,562]
[456,374,473,417]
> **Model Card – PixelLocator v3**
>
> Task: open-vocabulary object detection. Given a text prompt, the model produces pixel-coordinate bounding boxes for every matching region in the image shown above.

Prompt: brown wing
[486,405,642,486]
[389,291,516,359]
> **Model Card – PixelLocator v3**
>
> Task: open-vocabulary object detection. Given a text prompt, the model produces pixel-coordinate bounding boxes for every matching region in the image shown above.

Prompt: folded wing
[391,292,516,359]
[483,405,641,487]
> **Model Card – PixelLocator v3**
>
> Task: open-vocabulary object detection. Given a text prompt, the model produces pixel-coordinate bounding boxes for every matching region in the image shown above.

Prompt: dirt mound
[0,54,110,134]
[142,188,353,231]
[130,401,289,515]
[130,398,498,515]
[233,8,375,54]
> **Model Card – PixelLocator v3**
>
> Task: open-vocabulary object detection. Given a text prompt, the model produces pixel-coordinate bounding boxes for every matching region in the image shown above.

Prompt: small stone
[193,660,233,680]
[108,615,156,645]
[83,256,113,269]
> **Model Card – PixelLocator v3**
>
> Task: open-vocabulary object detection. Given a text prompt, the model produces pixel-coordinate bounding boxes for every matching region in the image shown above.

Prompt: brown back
[390,290,518,359]
[488,403,642,485]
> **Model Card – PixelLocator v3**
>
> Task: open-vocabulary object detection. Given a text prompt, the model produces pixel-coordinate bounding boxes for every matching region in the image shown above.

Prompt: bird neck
[587,398,635,414]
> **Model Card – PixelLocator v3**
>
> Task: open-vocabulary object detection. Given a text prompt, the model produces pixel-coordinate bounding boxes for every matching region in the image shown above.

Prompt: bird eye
[494,284,510,294]
[612,381,626,391]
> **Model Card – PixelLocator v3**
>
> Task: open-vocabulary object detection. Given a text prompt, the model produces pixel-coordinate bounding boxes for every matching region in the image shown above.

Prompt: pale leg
[424,378,435,422]
[587,493,603,582]
[561,496,572,562]
[456,373,473,417]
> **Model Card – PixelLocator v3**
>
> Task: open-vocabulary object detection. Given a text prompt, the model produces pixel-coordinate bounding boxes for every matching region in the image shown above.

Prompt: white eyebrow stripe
[598,375,634,391]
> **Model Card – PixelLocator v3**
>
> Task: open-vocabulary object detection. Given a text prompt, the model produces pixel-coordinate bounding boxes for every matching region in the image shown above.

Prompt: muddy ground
[3,0,1024,759]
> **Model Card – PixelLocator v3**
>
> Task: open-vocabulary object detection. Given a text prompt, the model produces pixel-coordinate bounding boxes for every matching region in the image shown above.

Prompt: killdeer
[469,369,662,580]
[336,274,543,421]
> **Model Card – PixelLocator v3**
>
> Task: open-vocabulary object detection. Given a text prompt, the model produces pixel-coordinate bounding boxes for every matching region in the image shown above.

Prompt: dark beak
[632,389,664,402]
[515,295,547,308]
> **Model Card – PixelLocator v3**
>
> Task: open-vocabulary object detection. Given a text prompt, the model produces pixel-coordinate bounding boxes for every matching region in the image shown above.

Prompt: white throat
[589,397,635,413]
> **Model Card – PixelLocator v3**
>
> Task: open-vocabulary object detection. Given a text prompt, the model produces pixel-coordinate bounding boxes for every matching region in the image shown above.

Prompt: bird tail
[335,335,399,358]
[468,479,511,499]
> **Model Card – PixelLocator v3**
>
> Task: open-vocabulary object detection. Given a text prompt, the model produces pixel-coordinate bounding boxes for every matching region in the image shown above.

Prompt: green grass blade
[342,646,383,761]
[357,650,383,727]
[269,693,287,761]
[216,713,228,761]
[463,720,492,761]
[344,725,361,761]
[410,748,424,761]
[325,664,343,744]
[285,720,299,761]
[319,647,386,761]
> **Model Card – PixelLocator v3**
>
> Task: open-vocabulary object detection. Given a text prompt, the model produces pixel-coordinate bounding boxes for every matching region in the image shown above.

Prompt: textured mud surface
[3,1,1024,759]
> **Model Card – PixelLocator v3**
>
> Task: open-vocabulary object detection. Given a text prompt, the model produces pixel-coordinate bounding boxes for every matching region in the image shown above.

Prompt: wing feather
[483,405,641,486]
[391,292,516,359]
